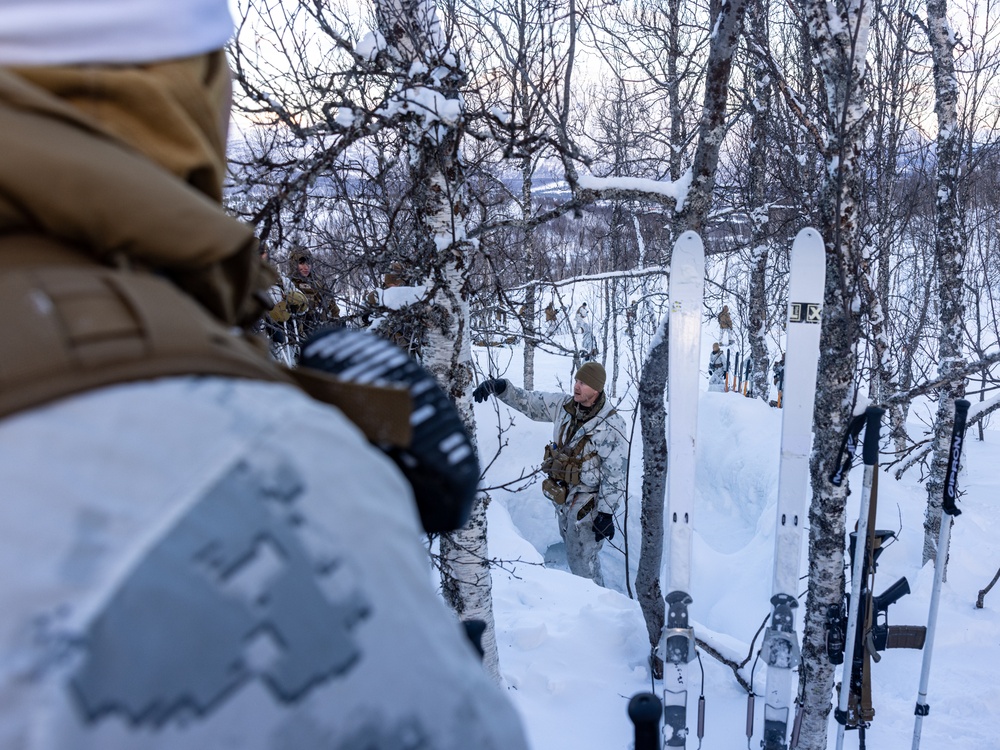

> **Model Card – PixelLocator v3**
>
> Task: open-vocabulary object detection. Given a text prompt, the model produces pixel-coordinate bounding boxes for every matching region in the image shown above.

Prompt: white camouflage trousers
[556,496,604,587]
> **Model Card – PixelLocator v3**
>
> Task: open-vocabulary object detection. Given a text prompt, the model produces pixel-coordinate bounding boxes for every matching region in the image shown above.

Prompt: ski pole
[629,692,663,750]
[834,406,884,750]
[911,398,970,750]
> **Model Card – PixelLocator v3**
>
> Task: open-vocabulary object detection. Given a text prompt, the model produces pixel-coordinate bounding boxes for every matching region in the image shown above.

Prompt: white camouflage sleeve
[594,413,629,515]
[496,384,566,423]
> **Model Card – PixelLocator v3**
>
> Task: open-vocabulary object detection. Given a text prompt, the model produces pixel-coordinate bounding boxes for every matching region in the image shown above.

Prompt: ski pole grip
[942,399,971,517]
[954,398,972,423]
[628,692,663,750]
[862,406,885,466]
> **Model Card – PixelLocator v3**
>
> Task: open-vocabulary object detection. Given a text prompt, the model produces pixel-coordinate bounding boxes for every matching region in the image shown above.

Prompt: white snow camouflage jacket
[0,379,529,750]
[498,384,628,516]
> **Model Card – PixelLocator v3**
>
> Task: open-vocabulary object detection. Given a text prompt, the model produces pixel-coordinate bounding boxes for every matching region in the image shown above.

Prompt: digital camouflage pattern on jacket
[498,384,628,516]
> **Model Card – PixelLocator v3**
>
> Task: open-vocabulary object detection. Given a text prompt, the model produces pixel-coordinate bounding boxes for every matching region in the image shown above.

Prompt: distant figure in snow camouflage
[773,354,785,387]
[574,303,598,361]
[708,342,725,392]
[473,363,627,587]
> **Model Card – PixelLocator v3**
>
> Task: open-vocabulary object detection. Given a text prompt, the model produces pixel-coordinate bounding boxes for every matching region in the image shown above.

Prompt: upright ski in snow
[660,230,705,748]
[759,228,825,750]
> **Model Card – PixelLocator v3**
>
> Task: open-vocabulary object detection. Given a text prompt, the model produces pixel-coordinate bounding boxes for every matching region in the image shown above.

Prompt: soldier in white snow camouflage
[474,362,628,587]
[0,2,529,748]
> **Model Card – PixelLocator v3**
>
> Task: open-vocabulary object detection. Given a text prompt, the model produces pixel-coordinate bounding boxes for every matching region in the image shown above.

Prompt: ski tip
[796,227,821,243]
[790,228,826,278]
[673,231,705,265]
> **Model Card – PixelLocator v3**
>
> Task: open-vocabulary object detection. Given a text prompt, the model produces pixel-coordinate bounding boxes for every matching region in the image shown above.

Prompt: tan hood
[0,58,272,327]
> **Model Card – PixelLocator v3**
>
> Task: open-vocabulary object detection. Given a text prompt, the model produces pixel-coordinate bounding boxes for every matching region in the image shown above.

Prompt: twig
[976,565,1000,609]
[694,613,770,693]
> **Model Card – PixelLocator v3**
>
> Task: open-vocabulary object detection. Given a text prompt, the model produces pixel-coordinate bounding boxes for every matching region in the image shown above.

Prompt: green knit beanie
[575,362,606,392]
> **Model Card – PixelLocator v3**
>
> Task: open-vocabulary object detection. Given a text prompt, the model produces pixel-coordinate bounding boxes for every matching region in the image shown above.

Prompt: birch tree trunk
[796,0,873,744]
[865,2,922,452]
[375,0,502,680]
[674,0,750,234]
[746,0,773,402]
[798,242,858,750]
[666,0,684,189]
[634,0,747,666]
[635,325,669,669]
[521,154,538,390]
[607,278,619,398]
[922,0,966,565]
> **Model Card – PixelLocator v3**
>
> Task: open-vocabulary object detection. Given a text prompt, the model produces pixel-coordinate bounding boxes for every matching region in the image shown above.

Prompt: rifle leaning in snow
[866,577,926,654]
[828,407,927,750]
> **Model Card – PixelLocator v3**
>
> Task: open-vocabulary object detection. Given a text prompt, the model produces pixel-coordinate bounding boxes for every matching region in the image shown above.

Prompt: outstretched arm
[496,384,566,423]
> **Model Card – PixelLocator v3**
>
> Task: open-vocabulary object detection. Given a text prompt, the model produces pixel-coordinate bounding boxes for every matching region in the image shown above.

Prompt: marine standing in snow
[544,299,559,335]
[625,299,638,337]
[718,304,733,345]
[287,249,341,336]
[575,303,598,361]
[261,246,314,363]
[473,363,627,587]
[708,342,726,392]
[772,354,786,406]
[0,4,527,749]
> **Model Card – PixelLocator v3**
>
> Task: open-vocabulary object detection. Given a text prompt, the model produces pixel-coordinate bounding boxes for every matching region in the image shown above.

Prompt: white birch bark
[521,157,538,391]
[635,324,669,668]
[922,0,966,565]
[746,0,773,402]
[374,0,502,680]
[795,0,874,744]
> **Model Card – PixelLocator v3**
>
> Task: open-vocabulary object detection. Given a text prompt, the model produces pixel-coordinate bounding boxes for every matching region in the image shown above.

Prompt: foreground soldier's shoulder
[0,379,524,749]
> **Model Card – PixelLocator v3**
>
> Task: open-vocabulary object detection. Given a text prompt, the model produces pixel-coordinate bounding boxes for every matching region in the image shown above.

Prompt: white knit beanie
[0,0,233,66]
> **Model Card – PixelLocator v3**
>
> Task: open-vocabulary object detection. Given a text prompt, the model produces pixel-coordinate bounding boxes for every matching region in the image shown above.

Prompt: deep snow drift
[474,331,1000,750]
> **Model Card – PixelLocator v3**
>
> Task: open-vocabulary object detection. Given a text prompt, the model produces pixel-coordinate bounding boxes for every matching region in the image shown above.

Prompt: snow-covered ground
[474,330,1000,750]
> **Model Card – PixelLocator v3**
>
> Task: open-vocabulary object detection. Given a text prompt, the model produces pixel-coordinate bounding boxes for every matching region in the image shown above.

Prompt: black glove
[593,511,615,542]
[473,378,507,403]
[299,327,480,534]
